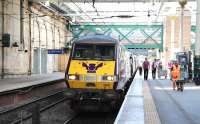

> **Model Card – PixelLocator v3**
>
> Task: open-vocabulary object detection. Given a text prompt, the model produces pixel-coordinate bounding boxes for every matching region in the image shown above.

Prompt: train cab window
[95,45,115,60]
[73,44,93,59]
[73,44,115,60]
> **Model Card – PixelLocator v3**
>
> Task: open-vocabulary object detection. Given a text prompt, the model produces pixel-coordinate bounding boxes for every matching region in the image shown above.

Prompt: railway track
[65,111,118,124]
[0,89,73,124]
[0,79,66,108]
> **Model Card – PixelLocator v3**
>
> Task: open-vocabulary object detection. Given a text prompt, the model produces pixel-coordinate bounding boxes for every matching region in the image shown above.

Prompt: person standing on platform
[152,59,157,79]
[143,58,150,80]
[138,62,143,76]
[139,65,142,76]
[168,61,173,80]
[171,62,180,90]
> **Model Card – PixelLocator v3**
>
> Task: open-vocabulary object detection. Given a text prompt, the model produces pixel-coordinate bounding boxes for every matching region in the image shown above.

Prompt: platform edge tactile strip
[143,81,161,124]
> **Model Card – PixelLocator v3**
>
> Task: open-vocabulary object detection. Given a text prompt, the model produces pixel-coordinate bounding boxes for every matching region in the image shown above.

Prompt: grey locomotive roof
[74,35,118,44]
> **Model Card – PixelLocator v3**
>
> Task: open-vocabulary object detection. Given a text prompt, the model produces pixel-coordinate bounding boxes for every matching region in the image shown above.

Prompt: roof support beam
[30,0,195,3]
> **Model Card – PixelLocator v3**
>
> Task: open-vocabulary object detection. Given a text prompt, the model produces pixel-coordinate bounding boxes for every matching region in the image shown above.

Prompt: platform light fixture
[179,0,187,8]
[45,1,50,6]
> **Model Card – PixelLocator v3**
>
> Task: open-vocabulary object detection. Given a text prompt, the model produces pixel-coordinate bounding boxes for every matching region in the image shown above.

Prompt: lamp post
[179,0,187,52]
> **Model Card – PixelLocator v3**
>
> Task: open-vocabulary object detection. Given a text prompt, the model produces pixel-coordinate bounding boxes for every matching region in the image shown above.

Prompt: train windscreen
[73,44,115,60]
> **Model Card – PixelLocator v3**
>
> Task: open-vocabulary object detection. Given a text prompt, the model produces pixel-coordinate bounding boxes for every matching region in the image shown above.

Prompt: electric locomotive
[65,35,136,110]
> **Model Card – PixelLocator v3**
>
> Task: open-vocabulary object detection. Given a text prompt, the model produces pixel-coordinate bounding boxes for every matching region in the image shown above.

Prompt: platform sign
[48,49,64,54]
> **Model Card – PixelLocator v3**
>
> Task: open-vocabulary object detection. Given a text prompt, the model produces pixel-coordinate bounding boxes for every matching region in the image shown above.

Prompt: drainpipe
[44,22,48,73]
[36,19,41,74]
[44,22,48,49]
[52,23,56,72]
[28,2,32,75]
[51,25,55,72]
[20,0,24,49]
[1,0,5,79]
[58,29,61,48]
[58,28,61,72]
[196,0,200,56]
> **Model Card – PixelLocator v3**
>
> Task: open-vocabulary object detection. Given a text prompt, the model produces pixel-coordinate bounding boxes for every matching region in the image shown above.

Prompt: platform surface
[0,72,65,93]
[115,72,200,124]
[149,79,200,124]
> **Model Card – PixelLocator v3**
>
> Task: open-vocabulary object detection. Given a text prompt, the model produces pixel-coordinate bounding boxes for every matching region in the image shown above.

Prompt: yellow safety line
[143,81,161,124]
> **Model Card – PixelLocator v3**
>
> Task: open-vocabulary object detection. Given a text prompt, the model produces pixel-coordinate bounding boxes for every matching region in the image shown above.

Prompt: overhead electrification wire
[154,0,164,22]
[70,0,103,25]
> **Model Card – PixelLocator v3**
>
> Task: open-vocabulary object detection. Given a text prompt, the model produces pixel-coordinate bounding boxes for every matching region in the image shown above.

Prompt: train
[65,35,137,111]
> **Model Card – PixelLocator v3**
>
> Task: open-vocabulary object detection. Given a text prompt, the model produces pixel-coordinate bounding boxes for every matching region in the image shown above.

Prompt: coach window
[95,45,115,60]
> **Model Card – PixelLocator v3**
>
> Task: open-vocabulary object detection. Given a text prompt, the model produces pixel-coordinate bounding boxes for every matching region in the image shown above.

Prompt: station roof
[38,0,196,25]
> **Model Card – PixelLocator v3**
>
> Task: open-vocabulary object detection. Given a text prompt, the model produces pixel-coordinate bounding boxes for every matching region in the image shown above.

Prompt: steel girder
[69,24,163,51]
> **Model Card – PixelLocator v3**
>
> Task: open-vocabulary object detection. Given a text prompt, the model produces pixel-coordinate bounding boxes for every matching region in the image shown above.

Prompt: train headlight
[68,75,79,80]
[103,75,115,81]
[107,76,114,81]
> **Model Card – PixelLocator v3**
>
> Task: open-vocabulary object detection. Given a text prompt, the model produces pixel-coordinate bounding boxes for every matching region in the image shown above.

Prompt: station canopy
[35,0,196,25]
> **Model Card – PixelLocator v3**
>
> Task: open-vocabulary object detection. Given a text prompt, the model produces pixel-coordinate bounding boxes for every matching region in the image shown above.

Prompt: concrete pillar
[156,49,160,59]
[170,19,175,60]
[180,7,184,51]
[196,0,200,56]
[179,0,187,52]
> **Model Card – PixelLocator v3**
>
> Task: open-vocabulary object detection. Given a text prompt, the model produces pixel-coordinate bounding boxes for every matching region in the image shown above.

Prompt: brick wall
[0,0,71,77]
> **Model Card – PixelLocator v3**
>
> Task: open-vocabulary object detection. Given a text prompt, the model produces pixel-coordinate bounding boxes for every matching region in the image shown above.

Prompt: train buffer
[115,72,200,124]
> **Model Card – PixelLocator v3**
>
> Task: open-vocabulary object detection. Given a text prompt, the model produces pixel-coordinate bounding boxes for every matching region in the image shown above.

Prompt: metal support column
[20,0,24,49]
[196,0,200,56]
[28,2,32,75]
[1,0,5,79]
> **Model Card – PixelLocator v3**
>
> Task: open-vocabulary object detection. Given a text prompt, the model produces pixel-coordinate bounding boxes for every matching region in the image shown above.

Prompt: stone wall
[0,0,71,77]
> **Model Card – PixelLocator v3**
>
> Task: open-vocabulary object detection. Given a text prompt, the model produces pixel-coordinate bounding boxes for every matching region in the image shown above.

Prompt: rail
[0,89,71,124]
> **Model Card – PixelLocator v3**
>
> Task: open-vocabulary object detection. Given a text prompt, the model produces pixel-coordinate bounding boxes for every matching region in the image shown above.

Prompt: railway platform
[0,72,66,108]
[0,72,65,93]
[115,72,200,124]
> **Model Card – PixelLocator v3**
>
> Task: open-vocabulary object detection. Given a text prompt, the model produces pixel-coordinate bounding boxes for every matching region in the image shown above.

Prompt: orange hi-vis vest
[171,65,180,81]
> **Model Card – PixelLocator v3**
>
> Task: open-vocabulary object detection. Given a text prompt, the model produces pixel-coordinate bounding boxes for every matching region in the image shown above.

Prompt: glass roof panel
[61,1,196,25]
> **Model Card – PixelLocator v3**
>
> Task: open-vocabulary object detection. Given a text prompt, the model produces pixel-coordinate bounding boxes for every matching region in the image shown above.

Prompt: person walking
[143,58,150,80]
[152,59,157,79]
[139,65,142,76]
[171,62,181,91]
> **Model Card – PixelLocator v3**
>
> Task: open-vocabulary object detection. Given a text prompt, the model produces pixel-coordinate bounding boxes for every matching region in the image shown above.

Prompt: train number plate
[86,83,96,87]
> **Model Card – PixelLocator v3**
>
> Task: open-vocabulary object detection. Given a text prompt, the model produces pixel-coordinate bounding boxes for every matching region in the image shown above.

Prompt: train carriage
[65,35,137,110]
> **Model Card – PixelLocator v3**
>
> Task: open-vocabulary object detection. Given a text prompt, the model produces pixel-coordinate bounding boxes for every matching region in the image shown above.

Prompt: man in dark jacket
[143,58,150,80]
[152,59,157,79]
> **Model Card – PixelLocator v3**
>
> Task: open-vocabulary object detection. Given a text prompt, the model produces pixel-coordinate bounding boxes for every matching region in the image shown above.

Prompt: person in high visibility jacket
[171,62,180,90]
